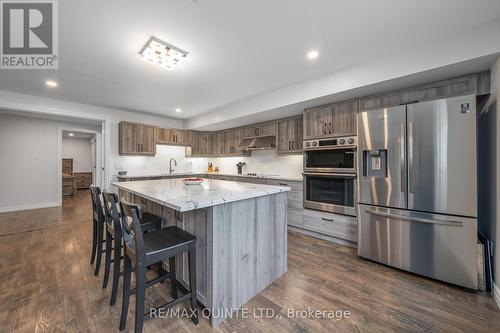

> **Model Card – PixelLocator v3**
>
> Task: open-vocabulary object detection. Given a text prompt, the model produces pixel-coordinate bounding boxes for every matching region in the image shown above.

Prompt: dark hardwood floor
[0,190,499,332]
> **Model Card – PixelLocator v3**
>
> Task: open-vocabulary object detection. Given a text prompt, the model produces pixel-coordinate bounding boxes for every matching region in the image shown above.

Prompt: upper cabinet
[119,121,156,155]
[214,131,225,156]
[223,128,250,156]
[243,120,276,138]
[277,116,303,154]
[157,128,191,146]
[303,99,357,139]
[188,131,214,157]
[358,72,490,111]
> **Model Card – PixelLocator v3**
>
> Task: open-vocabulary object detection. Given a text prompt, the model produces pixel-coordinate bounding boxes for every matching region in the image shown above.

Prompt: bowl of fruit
[183,177,204,185]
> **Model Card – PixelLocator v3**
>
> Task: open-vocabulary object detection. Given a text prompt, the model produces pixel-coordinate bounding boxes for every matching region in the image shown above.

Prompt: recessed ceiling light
[307,50,319,60]
[175,108,182,113]
[46,80,58,87]
[139,36,188,71]
[68,133,74,137]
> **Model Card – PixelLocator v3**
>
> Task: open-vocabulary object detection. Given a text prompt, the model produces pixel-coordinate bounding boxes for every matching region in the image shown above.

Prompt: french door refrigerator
[357,95,478,289]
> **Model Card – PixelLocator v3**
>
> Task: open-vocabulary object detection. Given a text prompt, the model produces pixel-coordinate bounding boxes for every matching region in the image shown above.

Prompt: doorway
[58,126,103,204]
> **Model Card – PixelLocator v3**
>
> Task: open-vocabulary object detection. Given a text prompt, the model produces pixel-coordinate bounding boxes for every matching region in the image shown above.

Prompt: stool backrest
[102,191,121,234]
[90,186,104,225]
[119,199,146,258]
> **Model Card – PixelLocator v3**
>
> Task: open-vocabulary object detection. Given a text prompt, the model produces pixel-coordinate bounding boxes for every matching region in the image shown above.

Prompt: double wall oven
[303,136,357,216]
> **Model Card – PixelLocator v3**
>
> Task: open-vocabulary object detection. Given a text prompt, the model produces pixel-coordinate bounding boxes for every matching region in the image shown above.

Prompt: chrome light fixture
[139,36,188,70]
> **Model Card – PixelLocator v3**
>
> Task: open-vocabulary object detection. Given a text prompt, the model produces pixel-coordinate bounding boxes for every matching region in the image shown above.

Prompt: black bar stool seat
[139,226,196,263]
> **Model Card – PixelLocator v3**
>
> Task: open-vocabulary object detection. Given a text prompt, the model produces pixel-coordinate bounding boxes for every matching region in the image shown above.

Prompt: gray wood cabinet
[157,128,191,146]
[359,72,490,111]
[276,116,303,154]
[302,209,357,243]
[243,120,276,138]
[303,99,357,139]
[119,121,156,156]
[214,132,225,156]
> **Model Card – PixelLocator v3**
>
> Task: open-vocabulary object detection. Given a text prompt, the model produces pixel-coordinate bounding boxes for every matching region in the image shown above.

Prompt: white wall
[0,113,100,212]
[62,137,93,172]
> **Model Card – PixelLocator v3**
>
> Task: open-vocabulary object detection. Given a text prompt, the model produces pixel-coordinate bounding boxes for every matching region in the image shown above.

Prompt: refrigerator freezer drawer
[357,204,478,289]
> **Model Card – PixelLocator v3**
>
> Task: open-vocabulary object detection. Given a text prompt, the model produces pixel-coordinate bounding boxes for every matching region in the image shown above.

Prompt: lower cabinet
[302,209,357,243]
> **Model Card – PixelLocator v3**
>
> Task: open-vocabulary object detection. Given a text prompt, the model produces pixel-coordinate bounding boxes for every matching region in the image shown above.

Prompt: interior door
[407,96,477,217]
[358,105,406,209]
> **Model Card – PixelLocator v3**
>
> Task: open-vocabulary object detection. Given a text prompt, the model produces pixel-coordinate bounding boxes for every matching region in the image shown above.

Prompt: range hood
[238,135,276,151]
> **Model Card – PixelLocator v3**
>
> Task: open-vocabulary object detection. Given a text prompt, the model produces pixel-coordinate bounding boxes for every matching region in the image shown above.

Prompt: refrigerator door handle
[366,209,463,227]
[400,123,405,194]
[408,122,414,193]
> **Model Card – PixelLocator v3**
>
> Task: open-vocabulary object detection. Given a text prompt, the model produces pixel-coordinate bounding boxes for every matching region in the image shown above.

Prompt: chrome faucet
[169,158,177,174]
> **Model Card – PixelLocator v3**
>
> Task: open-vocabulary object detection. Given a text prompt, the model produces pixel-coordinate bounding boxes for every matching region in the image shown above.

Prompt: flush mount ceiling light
[139,36,188,70]
[175,108,182,113]
[46,80,58,87]
[68,133,74,137]
[307,50,319,60]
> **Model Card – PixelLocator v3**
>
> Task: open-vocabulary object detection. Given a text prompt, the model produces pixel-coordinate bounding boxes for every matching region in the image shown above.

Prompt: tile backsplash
[114,145,303,178]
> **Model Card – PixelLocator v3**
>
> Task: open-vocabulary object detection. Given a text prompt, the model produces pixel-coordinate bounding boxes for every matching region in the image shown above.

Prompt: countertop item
[116,172,302,182]
[112,178,291,212]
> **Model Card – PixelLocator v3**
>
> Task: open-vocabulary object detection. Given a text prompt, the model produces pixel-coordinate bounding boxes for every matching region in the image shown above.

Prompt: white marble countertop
[112,178,291,212]
[116,172,302,182]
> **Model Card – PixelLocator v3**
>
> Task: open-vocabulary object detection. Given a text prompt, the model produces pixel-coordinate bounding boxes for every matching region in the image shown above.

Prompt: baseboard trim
[493,282,500,309]
[0,201,60,213]
[288,225,357,248]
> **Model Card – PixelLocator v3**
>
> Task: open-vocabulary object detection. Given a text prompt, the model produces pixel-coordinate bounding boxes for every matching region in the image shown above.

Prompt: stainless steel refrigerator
[357,95,478,289]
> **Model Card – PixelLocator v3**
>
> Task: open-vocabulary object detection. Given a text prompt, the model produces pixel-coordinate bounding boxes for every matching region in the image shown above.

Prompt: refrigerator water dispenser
[363,149,387,177]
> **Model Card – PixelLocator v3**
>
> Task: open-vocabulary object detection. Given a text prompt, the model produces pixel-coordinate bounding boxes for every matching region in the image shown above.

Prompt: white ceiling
[0,0,500,121]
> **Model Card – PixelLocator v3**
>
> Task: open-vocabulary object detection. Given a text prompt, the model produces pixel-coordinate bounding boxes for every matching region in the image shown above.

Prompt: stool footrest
[130,272,171,295]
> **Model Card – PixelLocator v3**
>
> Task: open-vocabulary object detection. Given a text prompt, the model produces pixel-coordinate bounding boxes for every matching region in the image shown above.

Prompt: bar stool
[119,200,198,333]
[101,191,165,306]
[90,186,106,276]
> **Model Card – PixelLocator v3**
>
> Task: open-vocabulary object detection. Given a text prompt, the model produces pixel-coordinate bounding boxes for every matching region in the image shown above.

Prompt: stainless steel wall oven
[303,136,357,216]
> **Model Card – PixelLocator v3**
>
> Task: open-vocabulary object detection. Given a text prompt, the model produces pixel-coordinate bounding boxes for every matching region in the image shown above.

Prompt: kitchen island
[113,178,290,326]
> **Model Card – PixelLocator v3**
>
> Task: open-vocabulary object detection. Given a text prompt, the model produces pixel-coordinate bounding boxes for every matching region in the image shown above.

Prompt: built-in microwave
[303,136,357,174]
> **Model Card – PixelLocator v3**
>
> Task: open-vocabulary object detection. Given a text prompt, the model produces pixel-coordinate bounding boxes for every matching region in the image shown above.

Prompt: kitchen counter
[115,177,289,326]
[112,178,290,212]
[116,172,302,182]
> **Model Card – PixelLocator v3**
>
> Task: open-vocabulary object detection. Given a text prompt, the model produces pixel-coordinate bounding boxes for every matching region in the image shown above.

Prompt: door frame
[0,99,112,207]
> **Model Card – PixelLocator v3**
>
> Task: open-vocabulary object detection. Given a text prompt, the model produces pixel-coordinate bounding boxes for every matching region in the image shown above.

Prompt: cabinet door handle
[137,144,140,151]
[292,141,295,150]
[324,123,327,135]
[321,217,334,222]
[329,122,332,134]
[288,141,291,150]
[279,183,288,186]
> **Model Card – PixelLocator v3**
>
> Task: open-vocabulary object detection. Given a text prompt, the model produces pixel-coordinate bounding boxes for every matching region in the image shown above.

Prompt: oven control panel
[304,136,357,150]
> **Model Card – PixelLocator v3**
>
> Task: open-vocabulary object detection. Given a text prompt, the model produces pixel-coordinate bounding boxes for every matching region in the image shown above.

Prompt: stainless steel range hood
[238,135,276,151]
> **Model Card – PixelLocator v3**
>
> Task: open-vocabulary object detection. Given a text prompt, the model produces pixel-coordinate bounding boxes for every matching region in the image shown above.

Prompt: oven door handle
[303,172,357,177]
